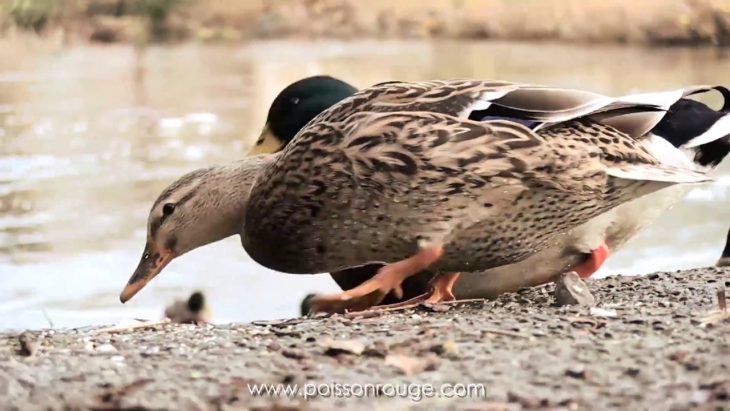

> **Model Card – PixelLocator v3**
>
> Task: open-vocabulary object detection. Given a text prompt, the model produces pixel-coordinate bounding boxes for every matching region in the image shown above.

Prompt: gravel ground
[1,267,729,410]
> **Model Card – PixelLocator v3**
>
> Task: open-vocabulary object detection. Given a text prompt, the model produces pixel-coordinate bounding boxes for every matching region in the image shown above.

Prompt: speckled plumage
[242,80,709,275]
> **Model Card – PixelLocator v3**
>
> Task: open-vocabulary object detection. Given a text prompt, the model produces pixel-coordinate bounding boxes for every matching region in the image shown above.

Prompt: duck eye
[163,203,176,216]
[290,97,300,105]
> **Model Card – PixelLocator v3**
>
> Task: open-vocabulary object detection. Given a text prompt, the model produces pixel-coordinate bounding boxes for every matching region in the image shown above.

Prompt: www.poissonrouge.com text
[248,382,487,401]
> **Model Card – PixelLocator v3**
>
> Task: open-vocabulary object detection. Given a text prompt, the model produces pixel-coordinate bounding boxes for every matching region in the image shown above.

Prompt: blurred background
[1,0,730,329]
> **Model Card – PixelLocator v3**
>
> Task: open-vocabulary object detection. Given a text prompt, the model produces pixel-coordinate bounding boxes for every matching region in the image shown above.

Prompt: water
[1,39,729,329]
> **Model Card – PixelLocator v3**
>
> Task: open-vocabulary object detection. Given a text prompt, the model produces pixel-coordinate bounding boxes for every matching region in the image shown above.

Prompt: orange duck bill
[120,241,175,303]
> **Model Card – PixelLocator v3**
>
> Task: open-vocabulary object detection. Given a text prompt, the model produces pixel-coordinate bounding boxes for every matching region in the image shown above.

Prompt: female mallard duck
[122,82,724,316]
[240,80,716,313]
[276,80,730,310]
[118,76,357,303]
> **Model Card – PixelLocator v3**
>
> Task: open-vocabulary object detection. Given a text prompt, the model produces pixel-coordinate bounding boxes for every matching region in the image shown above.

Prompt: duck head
[120,162,263,303]
[121,75,356,303]
[250,75,357,155]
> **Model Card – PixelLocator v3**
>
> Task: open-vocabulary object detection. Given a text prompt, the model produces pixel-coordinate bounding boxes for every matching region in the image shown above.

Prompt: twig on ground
[481,328,530,339]
[92,319,170,334]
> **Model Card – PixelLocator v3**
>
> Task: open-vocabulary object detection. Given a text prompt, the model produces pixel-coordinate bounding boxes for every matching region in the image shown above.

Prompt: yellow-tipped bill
[249,123,284,155]
[120,241,174,303]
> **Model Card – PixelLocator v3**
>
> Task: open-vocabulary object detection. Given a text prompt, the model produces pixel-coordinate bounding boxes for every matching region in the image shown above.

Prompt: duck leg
[571,241,609,278]
[308,245,444,314]
[425,271,459,302]
[364,271,461,311]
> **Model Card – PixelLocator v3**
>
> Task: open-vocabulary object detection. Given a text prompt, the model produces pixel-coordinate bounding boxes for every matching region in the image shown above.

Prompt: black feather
[469,104,540,129]
[651,98,725,148]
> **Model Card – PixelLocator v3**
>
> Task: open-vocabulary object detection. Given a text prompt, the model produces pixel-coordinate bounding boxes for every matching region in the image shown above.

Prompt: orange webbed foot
[308,246,444,314]
[572,241,609,278]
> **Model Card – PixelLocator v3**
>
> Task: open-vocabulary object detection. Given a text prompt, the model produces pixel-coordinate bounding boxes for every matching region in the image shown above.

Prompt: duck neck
[190,155,278,248]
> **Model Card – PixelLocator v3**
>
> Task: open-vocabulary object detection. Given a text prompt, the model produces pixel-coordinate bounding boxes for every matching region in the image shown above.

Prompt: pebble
[17,333,39,357]
[554,272,597,307]
[590,307,618,318]
[96,344,117,353]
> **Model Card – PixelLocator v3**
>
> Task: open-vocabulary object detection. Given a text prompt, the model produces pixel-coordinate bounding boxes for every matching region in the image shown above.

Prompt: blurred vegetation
[1,0,189,41]
[1,0,729,46]
[4,0,58,32]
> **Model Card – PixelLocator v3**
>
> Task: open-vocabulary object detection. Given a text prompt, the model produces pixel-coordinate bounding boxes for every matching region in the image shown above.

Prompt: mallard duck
[718,227,730,267]
[241,80,715,313]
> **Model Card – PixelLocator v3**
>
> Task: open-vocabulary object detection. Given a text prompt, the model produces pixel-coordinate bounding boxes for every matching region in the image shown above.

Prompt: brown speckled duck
[241,80,712,313]
[255,79,730,311]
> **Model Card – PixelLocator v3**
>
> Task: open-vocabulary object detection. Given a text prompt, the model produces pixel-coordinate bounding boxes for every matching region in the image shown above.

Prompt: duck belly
[452,184,691,299]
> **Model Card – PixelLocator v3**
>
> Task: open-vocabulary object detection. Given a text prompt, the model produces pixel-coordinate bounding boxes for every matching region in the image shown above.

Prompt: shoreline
[2,0,729,47]
[1,266,728,409]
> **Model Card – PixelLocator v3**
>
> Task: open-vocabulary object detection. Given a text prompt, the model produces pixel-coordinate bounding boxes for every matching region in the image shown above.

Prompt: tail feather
[683,114,730,148]
[607,163,712,184]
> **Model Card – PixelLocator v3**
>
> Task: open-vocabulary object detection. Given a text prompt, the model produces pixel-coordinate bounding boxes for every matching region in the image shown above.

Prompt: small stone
[554,272,596,306]
[589,307,617,318]
[96,344,117,353]
[423,303,451,312]
[282,349,307,360]
[321,338,365,356]
[385,354,436,375]
[430,340,458,356]
[17,333,38,357]
[565,367,588,379]
[507,391,543,408]
[362,340,388,358]
[668,351,688,362]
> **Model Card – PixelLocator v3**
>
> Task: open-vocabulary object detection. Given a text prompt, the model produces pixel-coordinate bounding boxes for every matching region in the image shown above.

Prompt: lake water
[1,39,729,329]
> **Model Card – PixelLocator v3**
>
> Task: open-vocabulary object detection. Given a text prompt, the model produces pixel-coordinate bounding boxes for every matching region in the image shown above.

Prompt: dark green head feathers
[250,75,357,155]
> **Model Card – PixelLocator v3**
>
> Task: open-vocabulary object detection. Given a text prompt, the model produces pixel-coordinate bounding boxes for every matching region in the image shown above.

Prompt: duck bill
[249,123,284,155]
[120,242,174,303]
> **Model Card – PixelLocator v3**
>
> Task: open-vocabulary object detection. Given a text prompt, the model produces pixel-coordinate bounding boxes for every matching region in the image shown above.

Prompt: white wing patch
[640,133,696,169]
[607,164,711,184]
[463,88,515,114]
[617,89,685,110]
[683,114,730,148]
